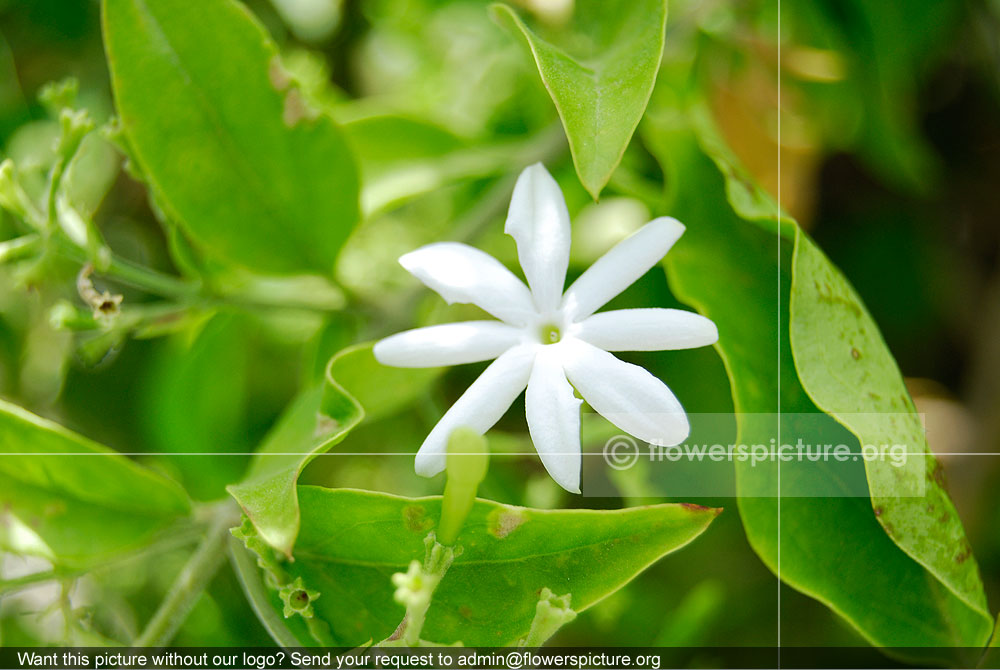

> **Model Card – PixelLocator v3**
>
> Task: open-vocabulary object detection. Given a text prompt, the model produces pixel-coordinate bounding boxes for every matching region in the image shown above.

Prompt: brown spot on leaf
[269,56,291,91]
[873,506,883,517]
[458,605,473,619]
[282,89,317,127]
[43,502,65,517]
[851,347,861,360]
[931,461,947,488]
[314,413,338,439]
[488,507,526,539]
[403,505,434,533]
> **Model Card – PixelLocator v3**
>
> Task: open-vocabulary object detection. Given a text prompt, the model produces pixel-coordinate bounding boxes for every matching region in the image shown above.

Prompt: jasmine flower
[374,164,718,493]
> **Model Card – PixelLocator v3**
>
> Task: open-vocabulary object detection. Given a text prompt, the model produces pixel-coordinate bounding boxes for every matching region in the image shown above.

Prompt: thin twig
[134,504,239,647]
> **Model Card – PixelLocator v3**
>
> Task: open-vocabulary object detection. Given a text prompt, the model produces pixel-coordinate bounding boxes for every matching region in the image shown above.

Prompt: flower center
[539,323,562,344]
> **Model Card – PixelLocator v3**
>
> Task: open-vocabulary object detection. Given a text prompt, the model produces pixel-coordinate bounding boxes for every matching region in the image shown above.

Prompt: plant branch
[0,523,204,598]
[134,503,238,647]
[0,570,65,598]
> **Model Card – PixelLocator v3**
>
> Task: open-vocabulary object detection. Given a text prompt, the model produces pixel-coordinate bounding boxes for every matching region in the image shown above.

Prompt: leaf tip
[679,502,723,517]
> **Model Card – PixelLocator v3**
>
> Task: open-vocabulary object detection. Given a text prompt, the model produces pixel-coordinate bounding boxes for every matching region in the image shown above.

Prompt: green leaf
[686,92,993,645]
[226,376,362,559]
[228,535,316,648]
[253,486,719,646]
[343,115,463,216]
[344,116,464,182]
[140,313,251,500]
[790,232,991,623]
[0,31,30,139]
[491,0,667,199]
[227,343,441,557]
[342,114,564,217]
[643,99,993,655]
[328,342,443,424]
[102,0,359,275]
[979,616,1000,668]
[0,400,190,569]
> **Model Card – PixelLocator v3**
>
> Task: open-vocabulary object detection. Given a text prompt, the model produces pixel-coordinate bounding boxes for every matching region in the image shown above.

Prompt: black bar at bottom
[0,646,976,670]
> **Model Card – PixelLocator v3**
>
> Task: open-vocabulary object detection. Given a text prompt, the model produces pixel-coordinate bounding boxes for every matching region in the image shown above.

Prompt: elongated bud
[437,427,488,546]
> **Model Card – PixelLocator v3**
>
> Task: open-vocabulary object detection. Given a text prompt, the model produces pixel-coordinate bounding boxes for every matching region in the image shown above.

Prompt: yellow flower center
[539,323,562,344]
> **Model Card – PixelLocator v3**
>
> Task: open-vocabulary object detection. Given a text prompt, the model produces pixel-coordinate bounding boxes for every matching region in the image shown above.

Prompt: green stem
[0,570,65,598]
[50,236,201,300]
[0,524,204,598]
[106,254,200,299]
[407,541,453,646]
[59,579,74,643]
[134,506,236,647]
[378,537,455,647]
[46,158,68,230]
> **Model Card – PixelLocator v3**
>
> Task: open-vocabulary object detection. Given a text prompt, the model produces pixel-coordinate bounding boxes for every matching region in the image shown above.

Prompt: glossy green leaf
[227,343,442,556]
[102,0,359,275]
[226,372,362,559]
[0,400,190,568]
[491,0,667,199]
[643,99,992,655]
[253,486,719,646]
[789,230,991,630]
[684,95,993,647]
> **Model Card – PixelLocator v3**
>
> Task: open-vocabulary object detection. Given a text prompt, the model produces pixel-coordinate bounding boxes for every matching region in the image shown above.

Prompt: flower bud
[437,427,488,546]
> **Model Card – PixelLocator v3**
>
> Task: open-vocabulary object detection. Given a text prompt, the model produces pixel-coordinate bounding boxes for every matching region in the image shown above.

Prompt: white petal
[504,163,571,314]
[562,217,685,322]
[374,321,524,368]
[525,348,582,493]
[561,338,689,445]
[400,242,535,325]
[414,344,537,477]
[574,308,718,352]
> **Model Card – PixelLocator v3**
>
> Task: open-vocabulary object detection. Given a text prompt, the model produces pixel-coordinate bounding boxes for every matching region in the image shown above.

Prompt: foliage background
[1,0,999,661]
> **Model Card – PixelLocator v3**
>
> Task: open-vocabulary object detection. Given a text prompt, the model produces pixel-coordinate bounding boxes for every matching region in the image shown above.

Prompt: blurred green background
[1,0,999,660]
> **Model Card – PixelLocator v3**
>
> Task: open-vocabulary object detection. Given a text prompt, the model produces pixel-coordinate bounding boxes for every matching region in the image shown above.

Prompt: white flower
[374,163,718,493]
